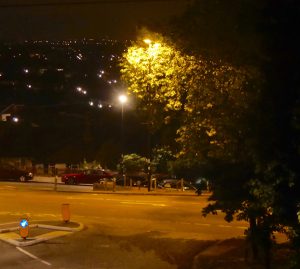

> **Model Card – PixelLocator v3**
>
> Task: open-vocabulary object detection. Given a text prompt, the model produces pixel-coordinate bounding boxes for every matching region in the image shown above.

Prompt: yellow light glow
[153,43,160,49]
[143,39,152,45]
[119,94,127,104]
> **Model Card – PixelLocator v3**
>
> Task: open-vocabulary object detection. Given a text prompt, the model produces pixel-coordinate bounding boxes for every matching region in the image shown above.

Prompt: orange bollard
[62,203,71,223]
[19,218,29,239]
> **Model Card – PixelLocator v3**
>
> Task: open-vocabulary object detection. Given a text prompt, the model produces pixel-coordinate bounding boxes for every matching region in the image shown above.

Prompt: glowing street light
[118,94,127,105]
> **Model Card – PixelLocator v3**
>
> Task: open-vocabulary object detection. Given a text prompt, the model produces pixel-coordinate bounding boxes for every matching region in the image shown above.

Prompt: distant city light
[82,90,87,95]
[89,101,94,106]
[98,104,103,108]
[76,87,82,92]
[23,68,29,73]
[107,79,117,85]
[27,84,32,88]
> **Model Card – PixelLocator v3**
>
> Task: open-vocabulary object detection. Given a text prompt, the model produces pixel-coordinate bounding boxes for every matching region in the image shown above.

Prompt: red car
[61,169,113,185]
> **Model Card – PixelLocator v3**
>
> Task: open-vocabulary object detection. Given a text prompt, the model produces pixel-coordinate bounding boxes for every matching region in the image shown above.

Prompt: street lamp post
[118,94,127,187]
[143,38,157,192]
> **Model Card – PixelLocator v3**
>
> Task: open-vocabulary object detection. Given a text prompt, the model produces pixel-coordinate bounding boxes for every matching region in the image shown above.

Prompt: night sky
[0,0,190,41]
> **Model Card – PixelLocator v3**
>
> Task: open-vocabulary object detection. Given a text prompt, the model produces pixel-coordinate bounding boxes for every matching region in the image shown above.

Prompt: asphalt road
[0,181,248,269]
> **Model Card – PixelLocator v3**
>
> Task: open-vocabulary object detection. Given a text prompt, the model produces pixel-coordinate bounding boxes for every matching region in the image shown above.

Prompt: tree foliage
[119,153,148,174]
[170,1,300,267]
[151,146,175,174]
[120,31,194,112]
[121,2,300,264]
[120,30,203,139]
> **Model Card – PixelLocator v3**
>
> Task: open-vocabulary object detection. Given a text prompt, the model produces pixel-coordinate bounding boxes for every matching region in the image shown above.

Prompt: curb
[39,188,210,197]
[0,222,84,247]
[11,179,210,197]
[24,188,201,197]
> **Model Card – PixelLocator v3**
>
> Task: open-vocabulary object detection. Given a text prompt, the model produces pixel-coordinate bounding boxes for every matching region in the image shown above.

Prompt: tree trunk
[247,217,259,261]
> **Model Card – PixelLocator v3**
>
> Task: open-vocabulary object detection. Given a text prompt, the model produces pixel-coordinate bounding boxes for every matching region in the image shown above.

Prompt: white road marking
[0,211,10,215]
[67,196,104,201]
[16,247,51,266]
[195,223,211,226]
[218,225,232,228]
[34,213,58,218]
[120,201,166,207]
[0,221,18,227]
[0,185,17,189]
[237,226,248,229]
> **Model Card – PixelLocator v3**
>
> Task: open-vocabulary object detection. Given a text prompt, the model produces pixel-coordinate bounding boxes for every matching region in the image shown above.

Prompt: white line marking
[218,225,232,228]
[67,196,104,201]
[0,185,17,189]
[16,247,51,266]
[195,223,211,226]
[0,221,18,227]
[120,201,166,207]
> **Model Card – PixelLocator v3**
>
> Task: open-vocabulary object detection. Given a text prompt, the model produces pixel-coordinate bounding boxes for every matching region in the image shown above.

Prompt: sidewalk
[32,176,207,197]
[34,175,62,183]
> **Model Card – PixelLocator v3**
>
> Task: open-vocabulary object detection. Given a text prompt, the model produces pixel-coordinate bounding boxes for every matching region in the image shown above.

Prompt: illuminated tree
[121,28,277,265]
[120,30,257,163]
[118,153,148,175]
[120,31,203,129]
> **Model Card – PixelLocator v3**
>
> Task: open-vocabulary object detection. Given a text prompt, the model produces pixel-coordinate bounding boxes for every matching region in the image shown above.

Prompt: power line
[0,0,189,8]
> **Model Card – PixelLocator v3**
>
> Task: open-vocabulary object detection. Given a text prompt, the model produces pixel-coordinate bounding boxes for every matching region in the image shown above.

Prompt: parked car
[61,169,113,185]
[157,179,196,190]
[0,165,34,182]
